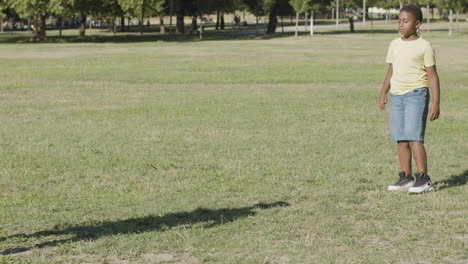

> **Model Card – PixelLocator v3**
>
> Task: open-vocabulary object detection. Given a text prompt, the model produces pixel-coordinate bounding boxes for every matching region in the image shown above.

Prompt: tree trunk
[336,0,339,28]
[121,16,125,32]
[58,16,63,37]
[266,4,278,34]
[190,15,198,35]
[0,18,3,32]
[176,12,184,34]
[256,16,259,34]
[200,18,203,40]
[220,11,225,30]
[140,2,144,36]
[216,9,220,30]
[169,15,173,32]
[109,18,115,33]
[310,10,314,35]
[160,16,165,33]
[304,11,308,31]
[281,15,284,33]
[363,0,366,24]
[456,9,459,32]
[295,12,299,37]
[426,2,430,33]
[169,0,173,32]
[113,18,117,36]
[79,14,86,36]
[448,9,453,36]
[31,15,47,42]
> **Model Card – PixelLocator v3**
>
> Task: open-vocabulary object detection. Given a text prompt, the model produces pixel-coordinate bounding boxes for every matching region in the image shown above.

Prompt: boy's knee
[409,141,424,147]
[397,140,409,146]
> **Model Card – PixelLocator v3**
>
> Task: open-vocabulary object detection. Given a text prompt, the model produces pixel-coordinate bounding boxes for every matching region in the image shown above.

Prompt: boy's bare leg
[409,141,427,173]
[398,141,412,175]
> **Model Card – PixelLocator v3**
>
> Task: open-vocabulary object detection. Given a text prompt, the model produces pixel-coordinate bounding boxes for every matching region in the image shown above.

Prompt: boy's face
[398,11,421,37]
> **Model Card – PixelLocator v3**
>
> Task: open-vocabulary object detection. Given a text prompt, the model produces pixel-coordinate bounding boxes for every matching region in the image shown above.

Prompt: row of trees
[1,0,467,41]
[290,0,468,36]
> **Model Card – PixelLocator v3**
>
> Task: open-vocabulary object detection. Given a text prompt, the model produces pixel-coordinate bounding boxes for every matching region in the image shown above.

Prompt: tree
[435,0,460,35]
[170,0,197,34]
[263,0,292,34]
[3,0,52,42]
[0,1,6,33]
[118,0,165,35]
[277,0,294,32]
[290,0,309,36]
[243,0,266,30]
[308,0,330,34]
[101,0,125,33]
[452,0,468,32]
[64,0,104,36]
[207,0,240,30]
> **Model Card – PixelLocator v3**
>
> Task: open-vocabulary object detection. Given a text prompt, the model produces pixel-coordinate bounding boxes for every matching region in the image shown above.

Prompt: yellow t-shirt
[386,37,436,95]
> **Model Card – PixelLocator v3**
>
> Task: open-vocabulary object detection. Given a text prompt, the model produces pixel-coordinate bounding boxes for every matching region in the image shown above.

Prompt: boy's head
[399,5,423,37]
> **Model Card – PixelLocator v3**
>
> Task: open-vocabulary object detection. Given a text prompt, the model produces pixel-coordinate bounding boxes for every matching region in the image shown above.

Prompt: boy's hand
[429,103,440,121]
[378,94,387,109]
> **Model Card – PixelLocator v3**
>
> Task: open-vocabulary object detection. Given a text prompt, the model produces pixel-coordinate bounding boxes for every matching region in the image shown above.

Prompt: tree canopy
[2,0,466,41]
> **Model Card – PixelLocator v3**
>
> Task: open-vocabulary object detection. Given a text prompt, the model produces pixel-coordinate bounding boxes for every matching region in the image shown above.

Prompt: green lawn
[0,21,467,264]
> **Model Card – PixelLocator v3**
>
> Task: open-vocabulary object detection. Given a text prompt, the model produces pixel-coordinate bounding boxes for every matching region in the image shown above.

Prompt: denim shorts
[390,88,430,142]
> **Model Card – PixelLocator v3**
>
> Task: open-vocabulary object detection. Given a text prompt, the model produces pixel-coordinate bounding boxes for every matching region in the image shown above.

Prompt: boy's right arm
[379,64,393,109]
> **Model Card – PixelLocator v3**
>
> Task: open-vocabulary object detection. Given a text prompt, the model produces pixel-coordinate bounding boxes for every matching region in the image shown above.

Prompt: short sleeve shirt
[386,37,436,95]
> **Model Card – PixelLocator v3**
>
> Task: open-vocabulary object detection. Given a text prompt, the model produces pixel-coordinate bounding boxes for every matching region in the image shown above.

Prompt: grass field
[0,21,467,263]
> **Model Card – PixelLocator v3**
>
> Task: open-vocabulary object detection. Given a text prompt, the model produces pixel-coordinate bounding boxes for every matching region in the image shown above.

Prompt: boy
[379,5,440,193]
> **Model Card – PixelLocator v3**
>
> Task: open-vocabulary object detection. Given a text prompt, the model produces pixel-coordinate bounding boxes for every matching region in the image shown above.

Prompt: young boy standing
[379,5,440,193]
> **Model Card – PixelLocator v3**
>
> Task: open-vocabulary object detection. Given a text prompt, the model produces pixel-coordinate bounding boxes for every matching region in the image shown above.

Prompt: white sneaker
[408,173,435,193]
[388,171,414,191]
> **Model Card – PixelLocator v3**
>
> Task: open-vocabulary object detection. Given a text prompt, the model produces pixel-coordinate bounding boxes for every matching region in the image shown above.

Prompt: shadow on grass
[0,27,295,44]
[0,201,290,255]
[435,169,468,191]
[0,29,392,44]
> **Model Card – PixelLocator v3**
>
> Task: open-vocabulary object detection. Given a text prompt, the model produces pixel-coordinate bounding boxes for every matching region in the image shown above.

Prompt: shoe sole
[388,186,412,191]
[408,186,436,194]
[388,183,414,191]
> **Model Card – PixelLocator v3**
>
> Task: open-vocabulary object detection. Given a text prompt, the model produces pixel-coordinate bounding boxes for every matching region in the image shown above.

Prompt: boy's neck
[401,32,420,41]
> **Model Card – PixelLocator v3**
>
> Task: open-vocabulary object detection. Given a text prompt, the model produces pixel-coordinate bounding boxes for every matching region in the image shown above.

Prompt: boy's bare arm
[426,65,440,121]
[379,64,393,109]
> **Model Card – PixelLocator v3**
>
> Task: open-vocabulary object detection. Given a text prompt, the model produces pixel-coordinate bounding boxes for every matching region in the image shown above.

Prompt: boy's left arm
[426,65,440,121]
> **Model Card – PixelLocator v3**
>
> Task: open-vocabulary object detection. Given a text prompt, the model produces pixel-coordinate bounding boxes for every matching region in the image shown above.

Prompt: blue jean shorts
[390,88,430,142]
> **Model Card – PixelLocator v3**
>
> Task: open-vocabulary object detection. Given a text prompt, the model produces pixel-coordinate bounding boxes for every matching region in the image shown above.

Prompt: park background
[1,0,467,263]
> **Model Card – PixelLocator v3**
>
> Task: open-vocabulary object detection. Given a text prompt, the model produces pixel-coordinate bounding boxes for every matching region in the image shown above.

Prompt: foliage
[118,0,165,18]
[435,0,468,9]
[2,0,51,17]
[289,0,309,12]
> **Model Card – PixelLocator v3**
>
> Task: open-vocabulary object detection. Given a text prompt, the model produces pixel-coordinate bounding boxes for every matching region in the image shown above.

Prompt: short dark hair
[400,4,423,21]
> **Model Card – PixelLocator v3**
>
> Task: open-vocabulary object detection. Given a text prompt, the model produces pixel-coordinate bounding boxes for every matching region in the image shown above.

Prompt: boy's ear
[415,20,422,28]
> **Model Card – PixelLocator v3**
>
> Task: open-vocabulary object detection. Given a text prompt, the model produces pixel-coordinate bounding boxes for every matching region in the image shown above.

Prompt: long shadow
[0,27,295,44]
[434,169,468,191]
[0,201,290,255]
[1,24,466,44]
